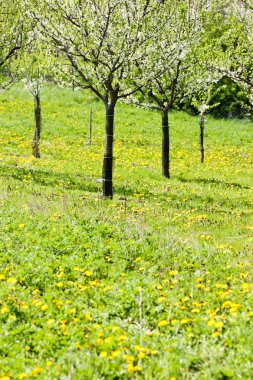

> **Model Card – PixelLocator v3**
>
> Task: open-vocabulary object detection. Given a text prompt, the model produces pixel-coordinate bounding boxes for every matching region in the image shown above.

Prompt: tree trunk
[87,106,92,145]
[161,108,170,178]
[200,113,205,163]
[102,104,115,198]
[33,94,41,158]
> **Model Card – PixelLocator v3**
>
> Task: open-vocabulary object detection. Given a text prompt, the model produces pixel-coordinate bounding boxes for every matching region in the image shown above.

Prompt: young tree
[22,62,45,159]
[130,1,220,178]
[28,0,171,198]
[190,83,220,163]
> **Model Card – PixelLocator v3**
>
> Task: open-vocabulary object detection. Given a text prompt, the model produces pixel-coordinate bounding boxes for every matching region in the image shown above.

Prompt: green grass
[0,84,253,380]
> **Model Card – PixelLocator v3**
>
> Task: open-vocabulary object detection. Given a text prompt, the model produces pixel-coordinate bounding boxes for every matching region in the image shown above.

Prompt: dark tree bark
[200,114,205,163]
[87,106,92,145]
[102,103,115,198]
[161,107,170,178]
[32,94,41,158]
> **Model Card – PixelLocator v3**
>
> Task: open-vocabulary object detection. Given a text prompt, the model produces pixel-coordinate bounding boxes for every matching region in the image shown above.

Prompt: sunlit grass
[0,84,253,379]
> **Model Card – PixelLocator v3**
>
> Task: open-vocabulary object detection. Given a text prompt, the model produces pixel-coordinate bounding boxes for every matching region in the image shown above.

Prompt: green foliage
[0,85,253,379]
[182,77,252,118]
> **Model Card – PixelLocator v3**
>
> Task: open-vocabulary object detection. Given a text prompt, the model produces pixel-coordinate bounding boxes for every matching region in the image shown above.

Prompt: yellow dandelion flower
[29,367,44,377]
[7,278,17,284]
[215,321,224,329]
[93,324,101,329]
[207,319,216,327]
[110,350,121,359]
[138,352,145,359]
[169,270,178,276]
[19,374,29,379]
[123,354,134,362]
[180,319,190,325]
[118,334,127,342]
[127,364,142,373]
[158,320,169,327]
[0,306,10,314]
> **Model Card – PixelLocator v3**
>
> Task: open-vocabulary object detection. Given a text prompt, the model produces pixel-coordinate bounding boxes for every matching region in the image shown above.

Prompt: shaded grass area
[0,84,253,379]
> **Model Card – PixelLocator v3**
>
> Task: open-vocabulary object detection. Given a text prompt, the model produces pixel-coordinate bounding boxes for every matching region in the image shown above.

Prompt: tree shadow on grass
[0,164,137,197]
[177,175,251,190]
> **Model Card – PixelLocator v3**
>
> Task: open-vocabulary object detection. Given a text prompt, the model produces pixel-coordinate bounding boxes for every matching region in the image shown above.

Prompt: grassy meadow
[0,84,253,380]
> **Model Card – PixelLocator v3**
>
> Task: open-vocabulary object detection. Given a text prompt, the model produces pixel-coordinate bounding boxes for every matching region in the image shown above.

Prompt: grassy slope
[0,84,253,380]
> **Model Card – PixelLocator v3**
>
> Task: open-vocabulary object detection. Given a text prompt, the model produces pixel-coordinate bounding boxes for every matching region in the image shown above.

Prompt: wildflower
[138,352,145,359]
[19,374,29,379]
[215,321,224,329]
[7,278,17,284]
[169,270,178,276]
[30,368,44,376]
[133,257,141,263]
[110,350,121,359]
[127,364,142,373]
[123,354,134,362]
[158,320,169,327]
[180,319,190,324]
[207,319,215,327]
[93,324,101,329]
[118,334,127,342]
[215,283,227,289]
[0,306,10,314]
